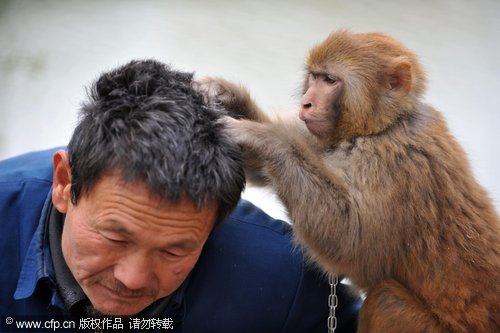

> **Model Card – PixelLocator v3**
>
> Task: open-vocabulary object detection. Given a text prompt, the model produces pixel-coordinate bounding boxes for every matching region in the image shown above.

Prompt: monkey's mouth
[302,119,324,136]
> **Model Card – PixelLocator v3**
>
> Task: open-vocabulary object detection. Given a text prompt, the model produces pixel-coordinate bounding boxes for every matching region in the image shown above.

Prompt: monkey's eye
[324,75,338,84]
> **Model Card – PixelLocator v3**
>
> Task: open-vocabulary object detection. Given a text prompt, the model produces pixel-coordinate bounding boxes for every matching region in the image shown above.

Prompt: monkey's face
[299,68,342,138]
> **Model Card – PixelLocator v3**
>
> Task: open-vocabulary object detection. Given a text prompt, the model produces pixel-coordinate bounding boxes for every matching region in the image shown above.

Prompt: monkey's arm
[196,77,274,185]
[225,117,357,267]
[195,77,271,123]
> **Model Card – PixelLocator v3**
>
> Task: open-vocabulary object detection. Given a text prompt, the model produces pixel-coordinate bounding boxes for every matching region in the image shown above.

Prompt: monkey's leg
[359,279,446,333]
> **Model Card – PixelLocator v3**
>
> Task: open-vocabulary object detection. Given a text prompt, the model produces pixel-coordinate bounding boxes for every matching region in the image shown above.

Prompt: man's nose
[113,254,153,291]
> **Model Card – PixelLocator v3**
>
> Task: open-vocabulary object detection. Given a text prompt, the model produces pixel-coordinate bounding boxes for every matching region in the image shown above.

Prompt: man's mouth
[100,282,150,299]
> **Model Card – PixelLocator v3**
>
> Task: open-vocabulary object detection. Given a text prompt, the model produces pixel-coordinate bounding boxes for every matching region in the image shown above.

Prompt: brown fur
[197,30,500,332]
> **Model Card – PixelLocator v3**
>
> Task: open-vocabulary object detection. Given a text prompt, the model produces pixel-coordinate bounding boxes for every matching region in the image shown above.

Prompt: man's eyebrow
[99,224,133,236]
[99,222,202,250]
[166,238,200,251]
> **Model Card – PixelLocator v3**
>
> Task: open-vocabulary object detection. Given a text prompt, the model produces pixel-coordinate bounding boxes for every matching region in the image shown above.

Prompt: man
[0,60,360,332]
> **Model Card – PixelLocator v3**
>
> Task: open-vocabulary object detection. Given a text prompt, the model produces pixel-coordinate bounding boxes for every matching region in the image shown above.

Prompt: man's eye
[107,237,127,244]
[101,233,128,245]
[112,238,127,243]
[161,250,183,258]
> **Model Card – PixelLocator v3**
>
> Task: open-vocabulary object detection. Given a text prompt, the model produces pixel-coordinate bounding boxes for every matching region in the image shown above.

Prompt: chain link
[327,273,338,333]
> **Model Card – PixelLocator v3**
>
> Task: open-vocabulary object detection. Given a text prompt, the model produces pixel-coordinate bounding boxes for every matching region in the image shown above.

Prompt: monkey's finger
[193,76,222,104]
[217,116,241,127]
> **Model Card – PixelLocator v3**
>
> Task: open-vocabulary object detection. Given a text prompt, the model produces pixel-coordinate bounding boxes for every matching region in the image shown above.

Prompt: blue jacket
[0,148,360,332]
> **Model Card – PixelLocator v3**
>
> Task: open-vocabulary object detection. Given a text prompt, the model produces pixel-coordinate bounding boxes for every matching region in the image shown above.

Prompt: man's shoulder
[210,199,297,259]
[0,148,57,233]
[0,149,60,317]
[197,199,304,283]
[183,199,332,332]
[0,147,61,183]
[224,199,292,236]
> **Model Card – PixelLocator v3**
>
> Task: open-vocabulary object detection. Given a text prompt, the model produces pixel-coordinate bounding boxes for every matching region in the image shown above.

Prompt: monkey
[196,30,500,332]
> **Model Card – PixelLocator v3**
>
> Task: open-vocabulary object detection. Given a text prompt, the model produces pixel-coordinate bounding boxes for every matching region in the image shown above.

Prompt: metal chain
[327,273,338,333]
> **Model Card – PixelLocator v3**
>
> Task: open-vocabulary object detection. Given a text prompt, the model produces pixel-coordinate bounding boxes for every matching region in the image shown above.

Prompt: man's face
[53,156,217,316]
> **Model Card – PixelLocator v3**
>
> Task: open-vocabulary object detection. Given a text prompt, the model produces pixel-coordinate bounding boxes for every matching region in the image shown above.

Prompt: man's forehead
[82,172,218,224]
[88,169,213,208]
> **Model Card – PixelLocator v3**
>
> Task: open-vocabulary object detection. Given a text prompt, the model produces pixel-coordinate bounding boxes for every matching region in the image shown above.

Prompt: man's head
[51,60,245,315]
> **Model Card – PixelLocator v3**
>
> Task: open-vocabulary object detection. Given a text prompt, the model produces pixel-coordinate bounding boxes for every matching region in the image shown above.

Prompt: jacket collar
[13,190,63,308]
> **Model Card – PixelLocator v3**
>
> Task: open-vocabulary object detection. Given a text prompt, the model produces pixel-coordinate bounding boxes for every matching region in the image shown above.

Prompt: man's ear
[52,150,72,213]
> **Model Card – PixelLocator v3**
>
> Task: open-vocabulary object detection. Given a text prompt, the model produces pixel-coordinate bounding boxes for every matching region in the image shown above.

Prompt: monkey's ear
[388,58,412,93]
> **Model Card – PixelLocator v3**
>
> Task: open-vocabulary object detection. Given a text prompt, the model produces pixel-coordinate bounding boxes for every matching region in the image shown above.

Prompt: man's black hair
[68,59,245,224]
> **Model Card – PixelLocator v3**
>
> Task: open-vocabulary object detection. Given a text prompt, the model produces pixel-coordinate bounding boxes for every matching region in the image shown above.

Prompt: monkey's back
[335,104,500,331]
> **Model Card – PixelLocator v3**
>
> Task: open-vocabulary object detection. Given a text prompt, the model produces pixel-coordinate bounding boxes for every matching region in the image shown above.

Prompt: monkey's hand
[222,116,292,157]
[222,116,280,186]
[223,116,266,147]
[194,77,239,110]
[194,77,270,123]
